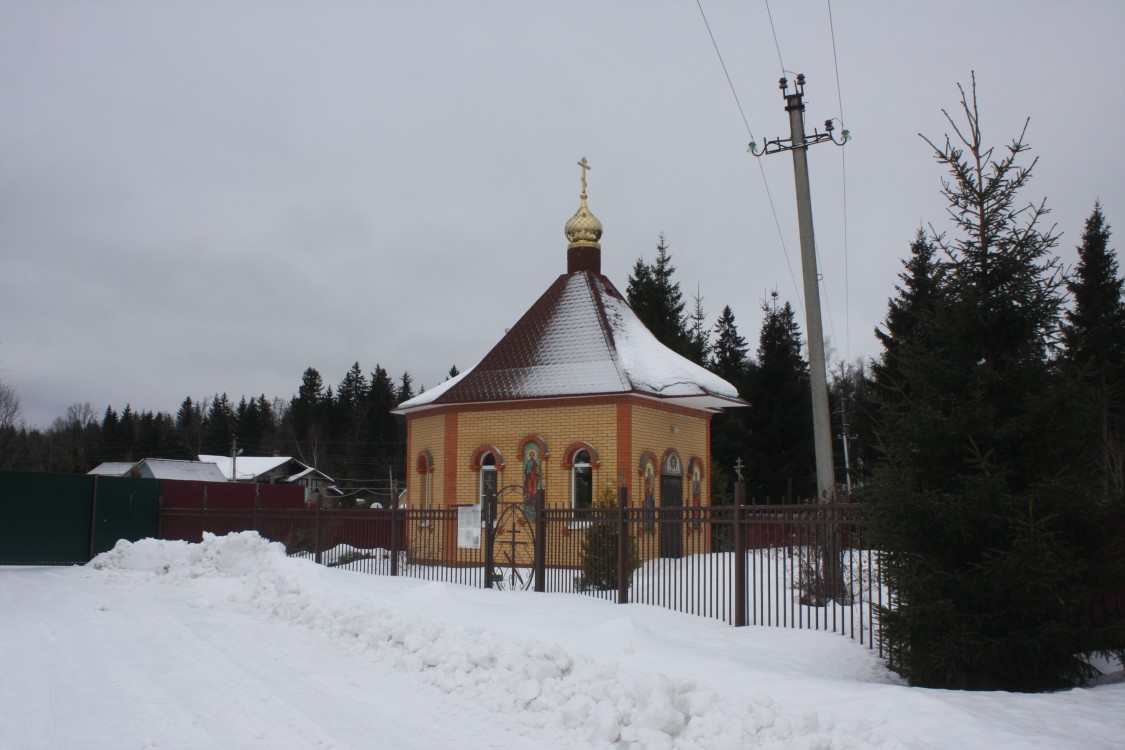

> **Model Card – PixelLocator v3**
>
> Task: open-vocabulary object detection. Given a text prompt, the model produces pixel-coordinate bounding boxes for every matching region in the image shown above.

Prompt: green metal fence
[0,470,161,565]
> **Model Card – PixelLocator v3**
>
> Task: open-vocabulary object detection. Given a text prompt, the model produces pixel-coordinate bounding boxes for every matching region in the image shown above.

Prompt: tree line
[0,363,425,501]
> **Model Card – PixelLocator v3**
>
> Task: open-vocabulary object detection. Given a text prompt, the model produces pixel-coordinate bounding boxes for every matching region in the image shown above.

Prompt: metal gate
[484,484,538,590]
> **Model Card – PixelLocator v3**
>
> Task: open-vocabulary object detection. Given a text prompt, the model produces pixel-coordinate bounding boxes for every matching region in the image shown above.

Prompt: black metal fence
[159,490,885,651]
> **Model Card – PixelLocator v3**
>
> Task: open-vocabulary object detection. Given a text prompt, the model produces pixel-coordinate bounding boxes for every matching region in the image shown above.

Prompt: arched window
[479,451,498,506]
[571,449,593,509]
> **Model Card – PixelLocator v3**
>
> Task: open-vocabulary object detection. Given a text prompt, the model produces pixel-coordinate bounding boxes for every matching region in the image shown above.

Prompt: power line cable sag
[693,0,803,312]
[827,0,852,364]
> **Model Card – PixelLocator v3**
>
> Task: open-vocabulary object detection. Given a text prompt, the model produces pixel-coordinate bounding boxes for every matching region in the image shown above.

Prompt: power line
[763,0,787,77]
[693,0,803,312]
[694,0,755,143]
[826,0,852,363]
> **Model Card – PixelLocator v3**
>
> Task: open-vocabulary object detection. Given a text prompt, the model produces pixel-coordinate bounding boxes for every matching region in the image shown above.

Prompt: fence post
[617,481,629,605]
[483,487,496,589]
[533,489,545,593]
[314,505,322,565]
[87,475,100,562]
[390,502,401,577]
[253,483,260,534]
[733,480,746,627]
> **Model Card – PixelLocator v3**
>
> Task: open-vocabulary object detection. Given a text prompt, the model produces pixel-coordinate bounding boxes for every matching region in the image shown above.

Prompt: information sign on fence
[457,505,481,549]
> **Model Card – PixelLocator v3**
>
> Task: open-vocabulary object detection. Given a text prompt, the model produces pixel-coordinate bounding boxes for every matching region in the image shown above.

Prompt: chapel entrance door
[660,474,683,559]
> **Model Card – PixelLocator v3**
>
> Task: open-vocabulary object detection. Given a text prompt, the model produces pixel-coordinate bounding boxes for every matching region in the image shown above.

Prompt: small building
[88,462,142,477]
[88,458,228,482]
[393,161,745,559]
[197,455,336,497]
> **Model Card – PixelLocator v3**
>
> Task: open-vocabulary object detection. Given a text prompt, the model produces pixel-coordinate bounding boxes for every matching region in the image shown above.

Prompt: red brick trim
[443,412,458,505]
[469,444,505,471]
[637,450,657,477]
[661,448,684,476]
[616,401,632,492]
[519,434,548,458]
[403,393,719,419]
[561,441,600,469]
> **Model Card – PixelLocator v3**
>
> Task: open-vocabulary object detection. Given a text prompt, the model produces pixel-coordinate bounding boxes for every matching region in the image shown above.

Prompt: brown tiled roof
[397,271,746,413]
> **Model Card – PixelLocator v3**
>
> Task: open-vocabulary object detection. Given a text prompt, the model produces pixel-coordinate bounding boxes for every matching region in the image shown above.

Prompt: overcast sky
[2,1,1123,430]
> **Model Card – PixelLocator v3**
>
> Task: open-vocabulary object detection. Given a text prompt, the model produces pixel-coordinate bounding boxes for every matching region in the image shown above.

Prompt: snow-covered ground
[2,533,1122,749]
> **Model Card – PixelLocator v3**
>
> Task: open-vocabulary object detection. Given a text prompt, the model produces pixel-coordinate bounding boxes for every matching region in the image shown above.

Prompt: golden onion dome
[565,157,602,250]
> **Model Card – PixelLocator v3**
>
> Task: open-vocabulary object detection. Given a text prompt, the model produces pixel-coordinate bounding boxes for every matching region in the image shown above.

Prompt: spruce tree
[1062,202,1125,502]
[684,289,711,367]
[708,305,751,487]
[333,362,370,484]
[873,229,943,404]
[176,396,204,458]
[202,393,235,453]
[710,305,749,383]
[867,77,1124,691]
[626,234,689,355]
[625,257,654,323]
[363,364,403,493]
[288,368,327,467]
[744,292,815,500]
[396,372,415,405]
[101,406,122,460]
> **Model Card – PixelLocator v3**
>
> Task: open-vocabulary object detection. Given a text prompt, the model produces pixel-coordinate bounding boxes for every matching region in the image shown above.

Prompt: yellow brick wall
[406,412,446,509]
[630,402,712,556]
[409,399,712,505]
[454,402,619,509]
[630,402,711,505]
[405,396,718,563]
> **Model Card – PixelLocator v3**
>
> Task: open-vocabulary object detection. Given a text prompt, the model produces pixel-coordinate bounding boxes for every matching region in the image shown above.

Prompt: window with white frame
[571,449,593,509]
[479,451,498,506]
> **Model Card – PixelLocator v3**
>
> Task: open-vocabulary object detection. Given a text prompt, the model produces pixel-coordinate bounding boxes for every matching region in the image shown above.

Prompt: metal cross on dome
[577,156,591,194]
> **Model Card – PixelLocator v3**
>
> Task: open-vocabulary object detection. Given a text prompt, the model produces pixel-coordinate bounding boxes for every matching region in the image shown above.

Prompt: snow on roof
[597,277,740,400]
[198,455,335,483]
[136,459,227,482]
[398,367,473,408]
[198,455,294,482]
[396,271,745,413]
[88,462,138,477]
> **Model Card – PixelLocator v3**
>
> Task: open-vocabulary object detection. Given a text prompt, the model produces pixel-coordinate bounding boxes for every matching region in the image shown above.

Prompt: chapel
[393,159,746,558]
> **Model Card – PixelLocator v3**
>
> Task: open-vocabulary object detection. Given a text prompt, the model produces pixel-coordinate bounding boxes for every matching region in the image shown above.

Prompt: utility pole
[837,396,855,496]
[751,74,849,503]
[230,437,243,482]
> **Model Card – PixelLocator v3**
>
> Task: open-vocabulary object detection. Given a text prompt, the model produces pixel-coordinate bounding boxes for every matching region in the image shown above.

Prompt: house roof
[395,270,746,414]
[198,455,292,481]
[88,462,139,477]
[136,458,227,482]
[198,455,335,484]
[88,459,228,481]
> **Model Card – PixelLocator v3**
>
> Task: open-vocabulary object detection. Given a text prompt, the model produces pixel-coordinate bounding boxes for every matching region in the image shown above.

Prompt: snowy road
[1,565,569,750]
[2,533,1123,749]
